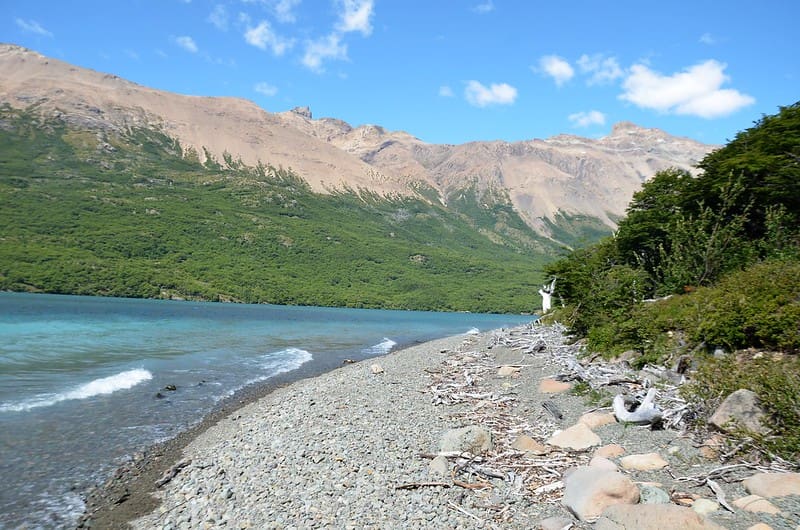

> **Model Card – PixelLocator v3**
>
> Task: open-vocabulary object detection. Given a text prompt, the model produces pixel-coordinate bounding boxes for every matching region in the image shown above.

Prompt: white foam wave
[364,338,397,355]
[233,347,314,393]
[261,347,313,373]
[466,327,480,335]
[0,369,152,412]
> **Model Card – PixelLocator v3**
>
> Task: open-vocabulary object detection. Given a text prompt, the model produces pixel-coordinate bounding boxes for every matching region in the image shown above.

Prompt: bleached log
[613,388,663,425]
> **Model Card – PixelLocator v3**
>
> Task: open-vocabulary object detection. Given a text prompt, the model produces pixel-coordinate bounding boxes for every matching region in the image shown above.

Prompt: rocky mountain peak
[610,121,644,134]
[290,106,312,119]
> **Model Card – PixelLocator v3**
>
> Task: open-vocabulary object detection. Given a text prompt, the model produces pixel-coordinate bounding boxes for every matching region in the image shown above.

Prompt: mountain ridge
[0,43,715,242]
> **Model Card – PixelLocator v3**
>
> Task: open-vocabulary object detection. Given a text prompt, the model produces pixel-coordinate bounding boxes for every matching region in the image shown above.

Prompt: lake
[0,292,531,528]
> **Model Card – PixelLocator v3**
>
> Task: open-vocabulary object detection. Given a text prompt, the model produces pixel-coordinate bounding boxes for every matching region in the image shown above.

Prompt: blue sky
[5,1,798,145]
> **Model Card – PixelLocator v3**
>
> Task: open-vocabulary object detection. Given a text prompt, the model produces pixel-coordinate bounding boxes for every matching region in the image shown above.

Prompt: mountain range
[0,43,714,246]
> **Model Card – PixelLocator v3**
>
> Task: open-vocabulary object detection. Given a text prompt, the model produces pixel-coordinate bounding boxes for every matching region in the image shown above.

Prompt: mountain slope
[0,44,404,195]
[0,44,714,246]
[275,110,714,241]
[0,105,553,311]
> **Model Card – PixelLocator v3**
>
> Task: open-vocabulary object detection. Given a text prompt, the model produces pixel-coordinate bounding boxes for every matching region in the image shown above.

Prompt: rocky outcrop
[744,472,800,497]
[709,388,769,434]
[619,452,669,471]
[595,504,726,530]
[561,467,640,522]
[439,425,493,454]
[546,423,602,450]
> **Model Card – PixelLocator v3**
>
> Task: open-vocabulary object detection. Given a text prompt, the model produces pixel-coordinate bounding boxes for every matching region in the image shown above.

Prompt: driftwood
[155,458,191,488]
[542,400,564,420]
[707,478,736,513]
[394,482,451,490]
[447,501,484,522]
[421,332,589,508]
[612,388,663,425]
[495,323,700,432]
[671,461,795,486]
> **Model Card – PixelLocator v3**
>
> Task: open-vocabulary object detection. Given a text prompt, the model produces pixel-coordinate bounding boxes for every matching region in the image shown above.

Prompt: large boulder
[709,389,768,434]
[619,452,669,471]
[744,472,800,497]
[547,423,601,450]
[561,467,639,522]
[439,426,493,454]
[579,411,617,429]
[595,504,725,529]
[539,378,572,393]
[732,495,781,514]
[511,435,550,455]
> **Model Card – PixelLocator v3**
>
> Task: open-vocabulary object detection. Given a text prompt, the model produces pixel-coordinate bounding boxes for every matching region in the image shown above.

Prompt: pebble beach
[81,324,800,530]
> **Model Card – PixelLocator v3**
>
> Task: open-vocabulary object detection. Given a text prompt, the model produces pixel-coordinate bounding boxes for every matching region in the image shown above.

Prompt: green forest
[544,101,800,459]
[0,104,561,314]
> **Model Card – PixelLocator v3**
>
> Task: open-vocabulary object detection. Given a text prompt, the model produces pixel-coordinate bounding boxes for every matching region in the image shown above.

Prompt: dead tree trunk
[538,278,556,314]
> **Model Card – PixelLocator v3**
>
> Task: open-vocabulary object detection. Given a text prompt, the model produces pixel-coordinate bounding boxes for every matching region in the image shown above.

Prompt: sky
[4,1,799,146]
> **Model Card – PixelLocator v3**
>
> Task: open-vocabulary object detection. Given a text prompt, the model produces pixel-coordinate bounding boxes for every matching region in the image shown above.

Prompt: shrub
[683,353,800,461]
[688,260,800,352]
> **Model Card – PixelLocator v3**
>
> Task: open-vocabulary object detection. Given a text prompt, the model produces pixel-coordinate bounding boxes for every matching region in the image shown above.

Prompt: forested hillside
[544,102,800,459]
[0,104,558,313]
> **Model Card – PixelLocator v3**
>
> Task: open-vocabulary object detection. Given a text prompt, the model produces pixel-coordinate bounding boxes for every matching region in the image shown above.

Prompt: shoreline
[76,331,484,529]
[80,323,800,530]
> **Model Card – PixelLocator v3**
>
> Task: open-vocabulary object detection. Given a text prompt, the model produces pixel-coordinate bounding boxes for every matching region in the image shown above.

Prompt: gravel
[125,326,800,530]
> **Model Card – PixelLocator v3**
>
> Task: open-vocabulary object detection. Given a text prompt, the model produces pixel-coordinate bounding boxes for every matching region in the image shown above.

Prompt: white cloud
[254,82,278,96]
[336,0,374,36]
[472,1,495,13]
[439,85,454,97]
[699,32,715,45]
[302,33,347,72]
[15,18,53,37]
[568,110,606,128]
[538,55,574,86]
[293,0,374,72]
[244,20,294,55]
[175,35,198,53]
[208,4,228,30]
[464,80,517,107]
[274,0,301,23]
[620,60,755,118]
[577,54,623,85]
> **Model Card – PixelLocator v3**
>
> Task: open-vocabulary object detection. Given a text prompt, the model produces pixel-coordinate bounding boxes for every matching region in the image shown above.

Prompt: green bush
[689,260,800,352]
[604,259,800,363]
[683,353,800,461]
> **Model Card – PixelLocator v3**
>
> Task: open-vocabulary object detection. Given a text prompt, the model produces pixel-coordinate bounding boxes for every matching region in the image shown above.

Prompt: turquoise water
[0,292,531,528]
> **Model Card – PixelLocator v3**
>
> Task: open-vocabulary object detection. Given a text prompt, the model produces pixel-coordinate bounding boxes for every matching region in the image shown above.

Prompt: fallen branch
[453,479,492,490]
[707,479,736,513]
[532,480,564,495]
[394,482,451,490]
[447,501,484,522]
[542,400,564,420]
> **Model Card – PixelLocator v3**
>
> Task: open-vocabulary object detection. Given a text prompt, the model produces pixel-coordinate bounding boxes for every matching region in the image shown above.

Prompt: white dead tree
[538,278,556,314]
